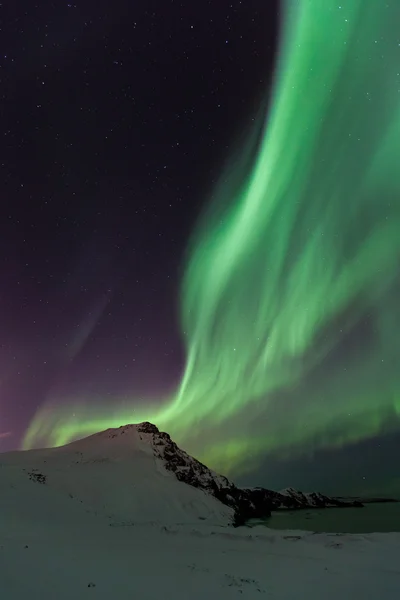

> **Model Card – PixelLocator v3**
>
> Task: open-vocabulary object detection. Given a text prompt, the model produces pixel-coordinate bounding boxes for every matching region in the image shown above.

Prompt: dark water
[257,502,400,533]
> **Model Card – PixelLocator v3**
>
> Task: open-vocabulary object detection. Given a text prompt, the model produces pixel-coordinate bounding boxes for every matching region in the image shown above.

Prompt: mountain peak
[84,422,362,524]
[101,422,161,437]
[2,422,363,527]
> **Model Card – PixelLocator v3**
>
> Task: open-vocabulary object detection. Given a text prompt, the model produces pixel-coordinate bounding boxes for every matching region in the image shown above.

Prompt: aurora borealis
[13,1,400,483]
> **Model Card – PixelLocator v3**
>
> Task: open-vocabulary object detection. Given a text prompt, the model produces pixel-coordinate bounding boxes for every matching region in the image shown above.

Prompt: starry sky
[2,1,400,498]
[1,0,276,446]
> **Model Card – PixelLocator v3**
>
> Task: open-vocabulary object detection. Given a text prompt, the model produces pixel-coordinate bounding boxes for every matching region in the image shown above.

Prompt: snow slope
[0,423,234,528]
[1,506,400,599]
[1,423,400,599]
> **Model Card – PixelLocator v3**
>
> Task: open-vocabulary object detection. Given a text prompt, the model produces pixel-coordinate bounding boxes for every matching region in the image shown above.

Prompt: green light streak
[23,1,400,474]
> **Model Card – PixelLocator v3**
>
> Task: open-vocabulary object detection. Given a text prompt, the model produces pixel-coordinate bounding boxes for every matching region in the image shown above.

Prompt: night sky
[1,0,276,443]
[2,1,400,497]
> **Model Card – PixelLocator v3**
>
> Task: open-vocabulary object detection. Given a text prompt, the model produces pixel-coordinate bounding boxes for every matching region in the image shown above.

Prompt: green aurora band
[23,0,400,475]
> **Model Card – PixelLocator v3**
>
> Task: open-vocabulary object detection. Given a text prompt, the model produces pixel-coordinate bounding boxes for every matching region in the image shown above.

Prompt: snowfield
[1,424,400,599]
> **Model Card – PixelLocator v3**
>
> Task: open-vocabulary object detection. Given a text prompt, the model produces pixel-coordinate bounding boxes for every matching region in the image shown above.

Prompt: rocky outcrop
[133,423,362,526]
[243,487,363,511]
[135,422,270,526]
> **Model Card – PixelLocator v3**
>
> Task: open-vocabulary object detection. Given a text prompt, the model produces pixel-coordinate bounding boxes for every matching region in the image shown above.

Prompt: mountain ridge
[106,422,363,524]
[1,422,362,527]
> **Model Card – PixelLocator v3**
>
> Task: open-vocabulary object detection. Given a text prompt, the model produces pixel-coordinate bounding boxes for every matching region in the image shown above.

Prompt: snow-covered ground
[1,425,400,599]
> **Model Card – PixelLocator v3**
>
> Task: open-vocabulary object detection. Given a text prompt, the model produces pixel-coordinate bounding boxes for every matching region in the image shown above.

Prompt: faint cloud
[0,431,12,440]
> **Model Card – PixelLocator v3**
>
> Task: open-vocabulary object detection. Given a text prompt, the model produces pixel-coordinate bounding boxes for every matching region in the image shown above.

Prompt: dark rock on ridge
[133,422,362,526]
[135,422,269,525]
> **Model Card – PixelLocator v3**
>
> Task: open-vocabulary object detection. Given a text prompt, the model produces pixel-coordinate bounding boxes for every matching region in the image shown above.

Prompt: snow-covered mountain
[4,422,398,600]
[277,488,363,509]
[0,422,361,530]
[247,486,363,511]
[126,423,361,523]
[0,422,234,528]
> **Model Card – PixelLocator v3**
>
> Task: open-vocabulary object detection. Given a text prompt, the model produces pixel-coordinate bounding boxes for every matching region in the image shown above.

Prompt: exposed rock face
[135,422,269,526]
[133,423,362,526]
[242,487,363,512]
